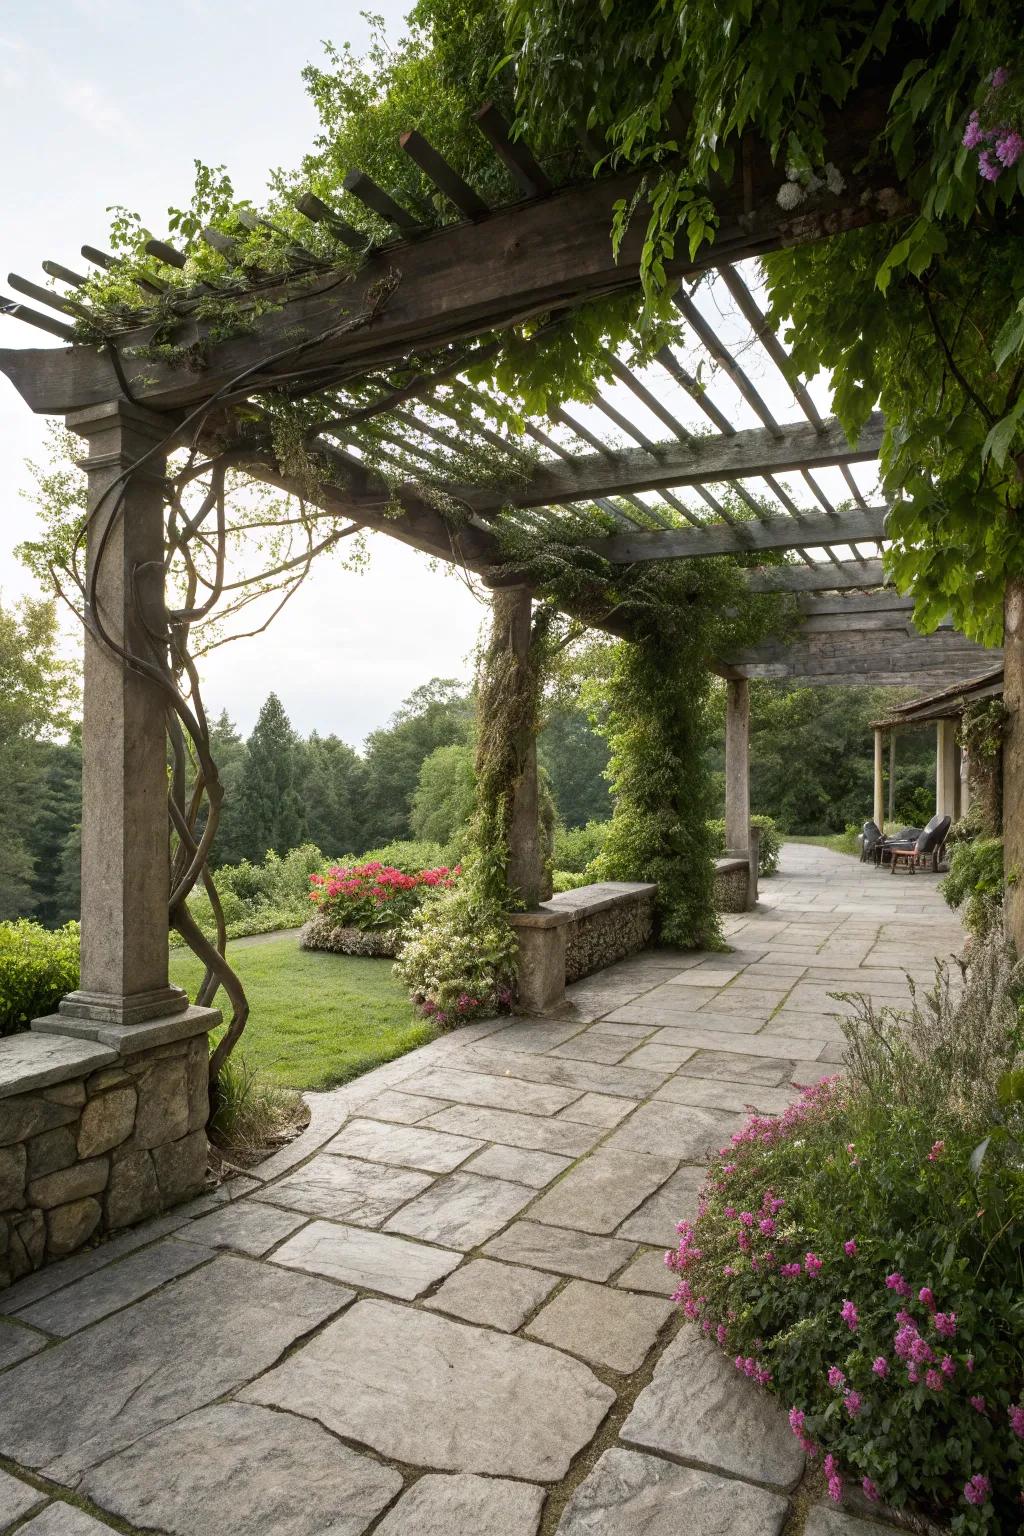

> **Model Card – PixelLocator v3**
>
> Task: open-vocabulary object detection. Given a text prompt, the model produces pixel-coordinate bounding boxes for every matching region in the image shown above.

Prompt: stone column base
[507,909,571,1014]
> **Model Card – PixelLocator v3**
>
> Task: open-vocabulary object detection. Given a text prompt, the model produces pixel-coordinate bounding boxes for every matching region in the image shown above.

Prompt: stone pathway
[0,845,965,1536]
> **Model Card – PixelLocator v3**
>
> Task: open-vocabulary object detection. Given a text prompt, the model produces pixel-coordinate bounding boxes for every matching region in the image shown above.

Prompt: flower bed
[301,860,459,956]
[668,1057,1024,1531]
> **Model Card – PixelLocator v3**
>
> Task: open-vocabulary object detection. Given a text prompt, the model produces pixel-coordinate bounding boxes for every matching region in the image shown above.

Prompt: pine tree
[27,732,83,924]
[236,694,306,861]
[301,733,367,857]
[207,710,250,867]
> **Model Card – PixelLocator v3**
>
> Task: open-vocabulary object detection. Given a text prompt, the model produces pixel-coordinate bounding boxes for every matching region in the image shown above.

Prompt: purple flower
[840,1299,858,1331]
[843,1389,862,1418]
[862,1477,880,1503]
[827,1365,846,1390]
[723,1206,737,1219]
[824,1454,842,1503]
[996,131,1024,167]
[934,1311,957,1339]
[759,1217,776,1237]
[716,1323,728,1346]
[885,1272,912,1298]
[970,1395,987,1414]
[739,1210,755,1227]
[979,150,1002,181]
[963,111,984,149]
[966,1355,975,1373]
[925,1368,944,1392]
[926,1139,945,1161]
[872,1356,889,1378]
[1009,1403,1024,1439]
[804,1252,823,1277]
[941,1355,956,1379]
[780,1262,802,1279]
[991,66,1009,90]
[788,1407,805,1435]
[918,1286,936,1312]
[843,1239,857,1257]
[910,1336,935,1365]
[963,1473,991,1507]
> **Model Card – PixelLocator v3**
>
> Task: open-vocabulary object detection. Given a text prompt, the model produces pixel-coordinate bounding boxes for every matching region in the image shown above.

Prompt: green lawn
[169,937,435,1091]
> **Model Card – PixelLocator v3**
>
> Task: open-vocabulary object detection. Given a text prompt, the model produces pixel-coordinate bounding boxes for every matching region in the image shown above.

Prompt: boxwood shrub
[0,919,80,1036]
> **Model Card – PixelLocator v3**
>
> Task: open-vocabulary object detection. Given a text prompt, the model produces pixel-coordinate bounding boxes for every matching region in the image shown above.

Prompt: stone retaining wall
[564,887,657,984]
[1,1030,209,1291]
[713,857,751,914]
[299,915,400,958]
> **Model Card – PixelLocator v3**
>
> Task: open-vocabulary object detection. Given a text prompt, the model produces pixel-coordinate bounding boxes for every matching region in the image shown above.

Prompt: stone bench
[713,827,761,914]
[507,882,657,1013]
[0,1009,214,1291]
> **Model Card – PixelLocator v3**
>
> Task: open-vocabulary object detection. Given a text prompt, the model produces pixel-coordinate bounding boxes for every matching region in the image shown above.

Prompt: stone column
[873,727,885,831]
[39,402,189,1034]
[1003,573,1024,947]
[724,677,750,854]
[936,718,959,821]
[501,586,544,910]
[887,731,897,825]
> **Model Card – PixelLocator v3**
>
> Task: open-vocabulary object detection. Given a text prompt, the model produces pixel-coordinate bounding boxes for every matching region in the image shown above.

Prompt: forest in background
[2,594,940,927]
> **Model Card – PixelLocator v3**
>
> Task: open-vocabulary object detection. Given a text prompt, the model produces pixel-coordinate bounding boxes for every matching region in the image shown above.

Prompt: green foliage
[706,815,782,877]
[894,784,937,828]
[361,679,472,848]
[539,703,612,829]
[237,693,306,863]
[942,837,1006,937]
[552,869,590,893]
[0,920,80,1036]
[309,859,457,933]
[358,838,453,874]
[181,844,326,945]
[411,741,477,846]
[394,879,519,1024]
[208,1056,305,1157]
[553,819,611,874]
[301,732,368,862]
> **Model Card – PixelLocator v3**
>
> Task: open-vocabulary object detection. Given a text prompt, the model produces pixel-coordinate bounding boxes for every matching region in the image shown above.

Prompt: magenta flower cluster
[962,68,1023,180]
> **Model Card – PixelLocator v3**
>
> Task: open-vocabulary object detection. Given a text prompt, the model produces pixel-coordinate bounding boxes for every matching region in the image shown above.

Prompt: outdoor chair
[887,815,951,875]
[859,820,883,862]
[872,825,923,868]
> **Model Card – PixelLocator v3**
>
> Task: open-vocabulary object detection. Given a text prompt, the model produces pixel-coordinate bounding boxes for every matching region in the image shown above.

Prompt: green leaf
[981,396,1024,470]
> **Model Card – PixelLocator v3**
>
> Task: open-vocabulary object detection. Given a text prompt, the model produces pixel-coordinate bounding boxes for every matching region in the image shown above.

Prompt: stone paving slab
[613,1249,677,1295]
[374,1474,545,1536]
[252,1154,434,1225]
[325,1117,483,1172]
[80,1402,402,1536]
[270,1219,460,1298]
[526,1279,674,1373]
[421,1103,602,1155]
[0,1320,46,1368]
[678,1050,799,1086]
[650,1024,827,1060]
[349,1087,452,1123]
[621,1326,804,1490]
[556,1092,634,1127]
[425,1257,560,1331]
[0,1468,46,1528]
[0,1256,347,1484]
[398,1066,581,1115]
[384,1171,536,1248]
[603,1100,743,1161]
[172,1200,306,1257]
[459,1047,668,1100]
[615,1165,705,1245]
[14,1239,211,1337]
[526,1149,679,1235]
[483,1221,636,1281]
[242,1298,616,1480]
[556,1448,789,1536]
[464,1143,572,1186]
[653,1075,798,1115]
[18,1508,116,1535]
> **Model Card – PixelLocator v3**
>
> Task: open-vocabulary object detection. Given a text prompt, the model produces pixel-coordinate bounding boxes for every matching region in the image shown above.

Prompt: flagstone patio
[0,844,965,1535]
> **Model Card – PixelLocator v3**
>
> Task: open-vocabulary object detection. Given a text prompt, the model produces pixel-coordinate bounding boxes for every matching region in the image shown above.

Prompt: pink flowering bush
[308,860,459,932]
[669,1077,1024,1531]
[962,67,1024,181]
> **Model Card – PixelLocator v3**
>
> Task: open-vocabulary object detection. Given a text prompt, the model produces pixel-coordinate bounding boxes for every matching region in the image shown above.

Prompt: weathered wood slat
[144,239,187,270]
[0,90,907,415]
[442,415,883,514]
[586,501,888,563]
[293,192,368,251]
[81,245,169,295]
[602,352,694,443]
[0,296,77,341]
[399,131,490,219]
[40,261,88,289]
[718,264,824,429]
[473,103,552,198]
[656,346,736,436]
[342,170,421,232]
[7,274,86,319]
[674,290,782,436]
[743,559,888,592]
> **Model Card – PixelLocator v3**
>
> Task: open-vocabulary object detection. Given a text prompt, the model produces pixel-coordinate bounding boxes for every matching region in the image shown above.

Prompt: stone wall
[564,888,657,984]
[300,914,400,958]
[1,1032,209,1291]
[713,858,750,914]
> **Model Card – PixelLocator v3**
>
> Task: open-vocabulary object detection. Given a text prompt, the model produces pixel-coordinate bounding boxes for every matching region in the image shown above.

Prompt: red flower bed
[308,861,459,932]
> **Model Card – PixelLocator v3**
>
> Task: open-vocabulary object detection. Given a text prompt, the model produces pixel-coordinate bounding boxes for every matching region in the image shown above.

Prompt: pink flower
[804,1252,823,1277]
[788,1407,805,1436]
[827,1365,846,1390]
[759,1217,776,1237]
[780,1262,802,1279]
[840,1299,858,1331]
[872,1356,889,1378]
[966,1355,975,1373]
[940,1355,956,1379]
[739,1211,755,1227]
[926,1140,945,1161]
[862,1477,880,1503]
[997,131,1024,167]
[963,111,984,149]
[723,1206,737,1219]
[924,1369,944,1392]
[934,1311,957,1339]
[885,1272,912,1298]
[918,1286,936,1312]
[963,1474,991,1507]
[843,1239,857,1257]
[843,1390,862,1418]
[1009,1403,1024,1439]
[991,66,1009,90]
[979,150,1002,181]
[824,1454,842,1503]
[970,1395,987,1414]
[716,1323,727,1346]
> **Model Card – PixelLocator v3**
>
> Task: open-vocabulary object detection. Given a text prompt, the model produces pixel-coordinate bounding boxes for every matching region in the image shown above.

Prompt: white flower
[776,181,805,211]
[825,162,846,195]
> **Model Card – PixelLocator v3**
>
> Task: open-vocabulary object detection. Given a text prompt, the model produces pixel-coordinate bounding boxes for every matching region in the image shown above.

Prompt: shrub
[0,920,79,1036]
[309,860,458,932]
[394,870,518,1026]
[670,934,1024,1531]
[552,869,590,892]
[942,836,1004,938]
[357,839,453,874]
[894,784,936,827]
[553,819,611,873]
[706,814,782,876]
[180,843,327,945]
[209,1056,305,1157]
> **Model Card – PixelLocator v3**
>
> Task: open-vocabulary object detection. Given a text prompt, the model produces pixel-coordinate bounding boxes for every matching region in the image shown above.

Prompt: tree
[27,732,82,925]
[302,732,367,855]
[206,710,250,867]
[361,678,473,846]
[0,597,78,921]
[539,703,612,828]
[411,742,477,845]
[236,693,306,862]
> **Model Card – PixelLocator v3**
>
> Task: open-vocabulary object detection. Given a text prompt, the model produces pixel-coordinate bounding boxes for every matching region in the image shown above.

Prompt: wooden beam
[586,502,888,563]
[0,89,906,416]
[438,415,883,513]
[743,559,888,593]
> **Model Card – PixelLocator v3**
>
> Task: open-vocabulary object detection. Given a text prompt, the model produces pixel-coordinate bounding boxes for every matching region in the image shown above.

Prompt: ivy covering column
[1003,574,1024,948]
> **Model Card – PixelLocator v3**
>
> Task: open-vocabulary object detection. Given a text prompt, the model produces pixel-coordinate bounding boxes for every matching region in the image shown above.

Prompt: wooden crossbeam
[585,501,888,563]
[439,415,882,514]
[0,89,906,416]
[743,559,888,593]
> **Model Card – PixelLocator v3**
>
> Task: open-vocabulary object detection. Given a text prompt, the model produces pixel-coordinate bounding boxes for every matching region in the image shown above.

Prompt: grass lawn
[785,833,860,857]
[169,936,435,1092]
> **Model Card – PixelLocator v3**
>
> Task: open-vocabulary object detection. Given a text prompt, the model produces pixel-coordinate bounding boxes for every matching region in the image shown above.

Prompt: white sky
[0,2,882,746]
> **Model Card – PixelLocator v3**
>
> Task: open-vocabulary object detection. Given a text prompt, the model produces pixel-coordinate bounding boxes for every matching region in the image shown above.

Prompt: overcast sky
[0,4,881,748]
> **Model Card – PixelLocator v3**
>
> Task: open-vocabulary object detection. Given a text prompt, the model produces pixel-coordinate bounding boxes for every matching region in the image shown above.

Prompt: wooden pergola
[0,91,1000,1040]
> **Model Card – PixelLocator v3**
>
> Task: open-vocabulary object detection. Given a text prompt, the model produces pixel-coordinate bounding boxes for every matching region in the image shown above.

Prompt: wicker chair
[888,815,951,874]
[859,820,883,862]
